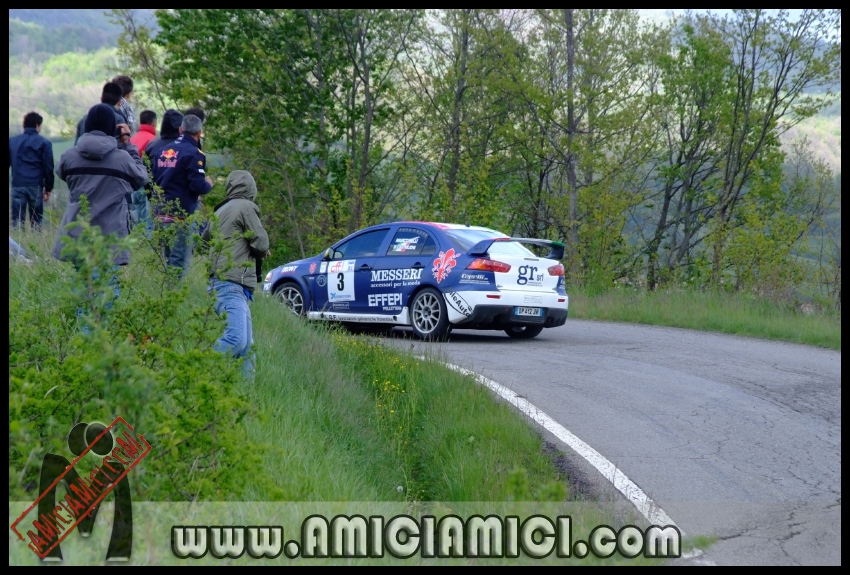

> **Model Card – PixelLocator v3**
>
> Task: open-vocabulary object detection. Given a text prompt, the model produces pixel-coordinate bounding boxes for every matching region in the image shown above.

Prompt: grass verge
[569,288,840,350]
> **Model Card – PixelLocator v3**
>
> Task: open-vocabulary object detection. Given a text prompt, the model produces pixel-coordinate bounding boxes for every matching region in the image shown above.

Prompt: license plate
[515,307,542,317]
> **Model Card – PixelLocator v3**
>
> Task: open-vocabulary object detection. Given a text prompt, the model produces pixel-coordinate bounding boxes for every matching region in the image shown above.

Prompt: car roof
[393,221,501,233]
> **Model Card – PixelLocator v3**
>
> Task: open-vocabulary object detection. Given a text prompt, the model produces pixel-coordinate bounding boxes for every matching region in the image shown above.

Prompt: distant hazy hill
[10,9,119,28]
[9,9,157,58]
[8,9,157,139]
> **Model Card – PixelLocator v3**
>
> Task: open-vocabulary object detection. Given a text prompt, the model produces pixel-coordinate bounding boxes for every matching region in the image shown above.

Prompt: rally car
[263,222,569,340]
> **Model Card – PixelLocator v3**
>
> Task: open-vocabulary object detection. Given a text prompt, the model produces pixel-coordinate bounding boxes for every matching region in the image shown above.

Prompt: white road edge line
[414,356,715,564]
[420,357,679,527]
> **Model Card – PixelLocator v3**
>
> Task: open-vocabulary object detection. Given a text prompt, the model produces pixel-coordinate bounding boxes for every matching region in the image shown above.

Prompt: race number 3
[327,259,356,302]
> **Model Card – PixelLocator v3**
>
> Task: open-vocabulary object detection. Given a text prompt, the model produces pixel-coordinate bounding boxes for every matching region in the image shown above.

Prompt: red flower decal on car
[432,248,459,283]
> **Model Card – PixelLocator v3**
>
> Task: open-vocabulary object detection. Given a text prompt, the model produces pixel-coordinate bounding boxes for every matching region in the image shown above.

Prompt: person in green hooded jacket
[202,170,270,376]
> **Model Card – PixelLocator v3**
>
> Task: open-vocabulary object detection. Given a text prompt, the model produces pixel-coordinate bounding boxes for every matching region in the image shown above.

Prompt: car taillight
[548,264,565,276]
[467,258,511,273]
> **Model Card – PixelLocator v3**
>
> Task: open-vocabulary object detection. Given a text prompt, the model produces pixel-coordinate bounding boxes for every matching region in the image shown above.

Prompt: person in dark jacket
[144,109,183,168]
[53,104,148,269]
[9,111,54,230]
[202,170,269,377]
[150,113,213,279]
[111,75,136,135]
[74,82,130,145]
[183,106,206,150]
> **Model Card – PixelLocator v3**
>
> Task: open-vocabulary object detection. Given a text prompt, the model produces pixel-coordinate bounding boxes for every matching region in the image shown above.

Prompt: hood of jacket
[75,131,118,161]
[160,109,183,138]
[224,170,258,203]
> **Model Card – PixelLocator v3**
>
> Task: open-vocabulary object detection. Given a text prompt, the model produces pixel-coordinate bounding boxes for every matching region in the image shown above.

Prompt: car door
[368,226,439,317]
[324,228,392,315]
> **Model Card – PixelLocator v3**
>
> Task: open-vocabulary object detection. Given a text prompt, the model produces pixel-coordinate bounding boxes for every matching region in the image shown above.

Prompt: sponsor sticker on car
[433,249,459,283]
[445,292,473,316]
[328,260,356,301]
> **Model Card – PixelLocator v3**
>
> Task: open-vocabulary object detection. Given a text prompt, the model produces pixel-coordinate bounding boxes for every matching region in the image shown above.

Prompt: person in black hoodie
[144,109,183,169]
[143,109,182,204]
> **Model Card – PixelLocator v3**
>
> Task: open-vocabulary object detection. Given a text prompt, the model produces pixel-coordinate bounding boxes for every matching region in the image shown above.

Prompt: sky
[637,9,806,23]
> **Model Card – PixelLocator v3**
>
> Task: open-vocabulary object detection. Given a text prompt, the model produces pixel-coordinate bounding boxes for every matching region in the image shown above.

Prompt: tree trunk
[565,9,579,282]
[447,10,470,220]
[647,182,675,291]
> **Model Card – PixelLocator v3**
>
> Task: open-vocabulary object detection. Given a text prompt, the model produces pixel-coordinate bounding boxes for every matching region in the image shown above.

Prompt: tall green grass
[569,288,840,350]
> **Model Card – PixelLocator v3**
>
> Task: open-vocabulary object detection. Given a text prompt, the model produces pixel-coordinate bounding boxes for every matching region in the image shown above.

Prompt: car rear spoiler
[468,237,565,260]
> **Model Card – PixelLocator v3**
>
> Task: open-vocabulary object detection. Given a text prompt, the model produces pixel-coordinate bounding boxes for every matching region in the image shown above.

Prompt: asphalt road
[383,319,841,566]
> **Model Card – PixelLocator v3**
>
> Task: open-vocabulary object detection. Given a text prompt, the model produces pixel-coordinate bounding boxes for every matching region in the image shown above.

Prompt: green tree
[706,9,841,285]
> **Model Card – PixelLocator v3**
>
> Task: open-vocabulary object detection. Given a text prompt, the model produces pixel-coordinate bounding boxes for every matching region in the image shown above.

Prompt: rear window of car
[386,228,436,256]
[444,229,535,257]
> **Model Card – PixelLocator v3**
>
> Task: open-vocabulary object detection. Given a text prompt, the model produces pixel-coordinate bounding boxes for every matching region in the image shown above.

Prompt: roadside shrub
[9,211,277,501]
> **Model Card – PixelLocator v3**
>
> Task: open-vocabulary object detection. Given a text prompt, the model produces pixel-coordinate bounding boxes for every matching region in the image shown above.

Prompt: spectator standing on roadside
[144,109,183,169]
[184,107,205,123]
[144,109,182,224]
[111,75,137,135]
[129,110,157,230]
[150,113,213,279]
[183,107,209,232]
[130,110,157,154]
[53,104,147,302]
[184,107,209,151]
[75,82,130,145]
[202,170,269,377]
[9,111,54,230]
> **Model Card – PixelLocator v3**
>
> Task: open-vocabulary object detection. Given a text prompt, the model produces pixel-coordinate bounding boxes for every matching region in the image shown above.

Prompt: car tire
[409,287,450,341]
[504,325,544,339]
[274,282,306,316]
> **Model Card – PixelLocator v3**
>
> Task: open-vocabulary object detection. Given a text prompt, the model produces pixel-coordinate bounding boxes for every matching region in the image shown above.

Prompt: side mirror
[323,248,332,260]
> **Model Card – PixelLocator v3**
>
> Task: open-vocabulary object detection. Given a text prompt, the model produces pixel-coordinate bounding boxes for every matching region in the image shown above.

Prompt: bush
[9,213,277,501]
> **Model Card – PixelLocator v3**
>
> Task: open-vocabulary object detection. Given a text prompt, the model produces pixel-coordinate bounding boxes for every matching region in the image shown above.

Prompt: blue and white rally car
[263,222,569,340]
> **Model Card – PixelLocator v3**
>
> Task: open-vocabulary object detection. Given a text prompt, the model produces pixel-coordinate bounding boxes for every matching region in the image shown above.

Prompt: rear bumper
[453,304,568,329]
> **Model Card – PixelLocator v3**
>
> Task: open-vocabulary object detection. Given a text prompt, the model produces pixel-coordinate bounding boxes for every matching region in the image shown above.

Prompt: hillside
[7,9,841,175]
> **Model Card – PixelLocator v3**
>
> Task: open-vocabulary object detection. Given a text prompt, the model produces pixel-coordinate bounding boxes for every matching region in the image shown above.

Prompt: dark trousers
[11,186,43,229]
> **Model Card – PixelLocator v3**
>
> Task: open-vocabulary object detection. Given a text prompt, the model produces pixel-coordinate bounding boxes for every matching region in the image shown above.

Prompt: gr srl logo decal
[316,275,327,287]
[517,264,544,287]
[432,248,459,284]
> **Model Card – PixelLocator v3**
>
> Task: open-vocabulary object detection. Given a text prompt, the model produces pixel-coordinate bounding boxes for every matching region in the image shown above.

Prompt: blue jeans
[209,279,255,377]
[129,190,152,237]
[11,186,43,229]
[159,221,195,280]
